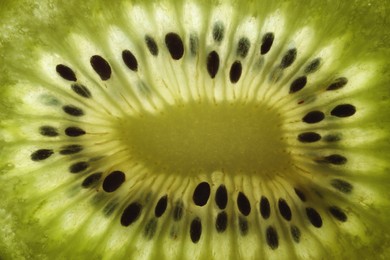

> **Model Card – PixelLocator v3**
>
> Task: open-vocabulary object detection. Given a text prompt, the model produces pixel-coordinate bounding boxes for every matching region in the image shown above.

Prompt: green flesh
[1,0,390,259]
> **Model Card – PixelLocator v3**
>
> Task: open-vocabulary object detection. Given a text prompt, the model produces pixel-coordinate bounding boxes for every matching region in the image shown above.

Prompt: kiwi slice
[1,0,390,259]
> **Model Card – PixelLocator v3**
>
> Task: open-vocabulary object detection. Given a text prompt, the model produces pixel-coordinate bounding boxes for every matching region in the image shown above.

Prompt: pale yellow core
[118,101,293,176]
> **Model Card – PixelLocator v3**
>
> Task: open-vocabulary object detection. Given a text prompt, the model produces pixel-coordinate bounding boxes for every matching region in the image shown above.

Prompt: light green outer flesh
[0,0,390,259]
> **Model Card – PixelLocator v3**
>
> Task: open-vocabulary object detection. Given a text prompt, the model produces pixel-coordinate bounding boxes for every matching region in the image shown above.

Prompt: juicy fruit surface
[1,0,390,259]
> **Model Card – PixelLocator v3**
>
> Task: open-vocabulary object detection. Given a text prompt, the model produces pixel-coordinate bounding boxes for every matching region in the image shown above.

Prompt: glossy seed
[331,179,353,194]
[56,64,77,81]
[280,48,297,68]
[102,171,126,193]
[290,225,301,243]
[31,149,54,161]
[193,182,211,206]
[329,206,348,222]
[62,105,84,117]
[144,218,158,239]
[289,76,307,93]
[229,61,242,84]
[71,84,92,98]
[122,50,138,71]
[237,192,251,216]
[238,216,249,236]
[260,196,271,219]
[266,226,279,249]
[306,208,323,228]
[237,37,250,58]
[190,217,202,243]
[260,32,274,55]
[331,104,356,117]
[90,55,112,81]
[65,127,86,137]
[215,185,228,210]
[59,144,83,155]
[81,172,102,188]
[121,202,142,226]
[39,126,59,137]
[165,32,184,60]
[302,111,325,124]
[278,199,292,221]
[207,51,220,78]
[294,188,306,202]
[304,58,321,74]
[69,161,89,174]
[155,195,168,218]
[321,154,347,165]
[326,77,348,91]
[173,200,184,221]
[298,132,321,143]
[145,35,158,56]
[212,22,224,42]
[215,211,228,233]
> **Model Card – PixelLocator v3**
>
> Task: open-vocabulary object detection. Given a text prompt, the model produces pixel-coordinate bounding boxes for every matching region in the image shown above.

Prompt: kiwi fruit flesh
[1,0,390,259]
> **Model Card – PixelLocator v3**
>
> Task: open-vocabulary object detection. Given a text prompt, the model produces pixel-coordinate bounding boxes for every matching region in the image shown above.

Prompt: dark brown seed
[165,32,184,60]
[237,192,251,216]
[90,55,112,81]
[155,195,168,218]
[207,51,220,78]
[30,149,54,161]
[56,64,77,81]
[306,207,323,228]
[266,226,278,249]
[215,211,228,233]
[190,217,202,243]
[39,126,59,137]
[65,127,86,137]
[280,48,297,68]
[62,105,84,117]
[302,111,325,124]
[229,61,242,84]
[81,172,102,188]
[260,196,271,219]
[71,84,92,98]
[326,77,348,91]
[331,104,356,117]
[69,161,89,174]
[289,76,307,93]
[329,206,348,222]
[278,199,292,221]
[102,171,126,193]
[298,132,321,143]
[121,202,142,226]
[122,50,138,71]
[145,35,158,56]
[193,182,211,206]
[260,33,274,55]
[215,185,228,210]
[294,188,306,202]
[304,58,321,74]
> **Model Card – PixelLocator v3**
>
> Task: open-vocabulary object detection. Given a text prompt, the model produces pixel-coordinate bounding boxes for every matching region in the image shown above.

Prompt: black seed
[145,35,158,56]
[326,77,348,91]
[165,32,184,60]
[59,144,83,155]
[81,172,102,188]
[212,22,224,42]
[39,126,59,137]
[329,206,348,222]
[229,61,242,84]
[289,76,307,93]
[65,127,86,137]
[69,161,89,174]
[207,51,220,79]
[190,34,198,56]
[71,84,92,98]
[319,154,347,165]
[331,104,356,118]
[121,202,142,226]
[298,132,321,143]
[31,149,54,161]
[266,226,278,249]
[280,48,297,68]
[237,192,251,216]
[290,225,301,243]
[144,218,158,240]
[306,207,322,228]
[278,199,292,221]
[62,105,84,117]
[302,111,325,124]
[155,195,168,218]
[260,196,271,219]
[215,185,228,210]
[331,179,353,194]
[304,58,321,74]
[237,37,250,58]
[90,55,112,81]
[190,217,202,243]
[215,211,228,233]
[102,171,126,193]
[173,200,184,221]
[238,216,249,236]
[323,135,341,142]
[122,50,138,72]
[294,188,306,202]
[260,32,274,55]
[56,64,77,81]
[193,182,211,206]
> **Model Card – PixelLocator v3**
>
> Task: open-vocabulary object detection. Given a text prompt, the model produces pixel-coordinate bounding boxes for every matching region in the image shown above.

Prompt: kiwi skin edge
[0,0,390,259]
